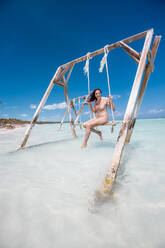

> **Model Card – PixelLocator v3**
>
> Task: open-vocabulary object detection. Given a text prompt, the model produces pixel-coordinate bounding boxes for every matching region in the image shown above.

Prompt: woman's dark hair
[87,88,102,102]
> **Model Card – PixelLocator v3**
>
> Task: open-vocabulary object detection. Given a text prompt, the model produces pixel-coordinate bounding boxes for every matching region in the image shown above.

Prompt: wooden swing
[74,49,119,132]
[17,29,161,197]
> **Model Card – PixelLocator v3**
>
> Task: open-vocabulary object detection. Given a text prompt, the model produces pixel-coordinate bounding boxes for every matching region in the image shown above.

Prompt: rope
[99,45,115,124]
[83,52,91,95]
[78,98,81,122]
[83,52,92,118]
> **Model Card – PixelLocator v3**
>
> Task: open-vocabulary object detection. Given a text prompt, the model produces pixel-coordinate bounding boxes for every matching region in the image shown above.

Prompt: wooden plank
[63,65,77,137]
[119,41,140,64]
[18,67,62,149]
[63,75,77,137]
[125,35,161,144]
[55,80,65,87]
[55,64,72,83]
[97,29,154,196]
[60,30,149,70]
[119,41,140,59]
[104,121,119,126]
[65,64,74,84]
[70,100,77,117]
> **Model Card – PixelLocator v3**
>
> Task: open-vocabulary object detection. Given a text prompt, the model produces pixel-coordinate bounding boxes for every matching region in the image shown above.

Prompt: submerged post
[97,29,154,196]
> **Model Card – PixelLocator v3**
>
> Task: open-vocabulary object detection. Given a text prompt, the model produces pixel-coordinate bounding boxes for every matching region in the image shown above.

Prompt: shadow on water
[9,137,78,154]
[88,188,120,214]
[93,140,115,148]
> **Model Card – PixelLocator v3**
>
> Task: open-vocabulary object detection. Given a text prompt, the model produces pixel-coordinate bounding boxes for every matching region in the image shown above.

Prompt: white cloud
[147,109,164,114]
[21,114,28,117]
[113,94,121,100]
[44,102,66,110]
[30,104,37,109]
[3,114,8,117]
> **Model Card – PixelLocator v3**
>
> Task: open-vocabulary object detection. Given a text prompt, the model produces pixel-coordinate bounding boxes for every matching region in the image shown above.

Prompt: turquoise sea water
[0,119,165,248]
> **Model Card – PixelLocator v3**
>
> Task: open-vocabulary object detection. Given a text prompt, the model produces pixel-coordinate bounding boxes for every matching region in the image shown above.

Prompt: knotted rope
[78,98,81,123]
[83,52,91,95]
[84,52,93,118]
[99,45,115,124]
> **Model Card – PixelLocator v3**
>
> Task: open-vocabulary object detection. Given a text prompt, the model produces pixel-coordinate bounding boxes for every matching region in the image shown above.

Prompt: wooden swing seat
[74,121,119,127]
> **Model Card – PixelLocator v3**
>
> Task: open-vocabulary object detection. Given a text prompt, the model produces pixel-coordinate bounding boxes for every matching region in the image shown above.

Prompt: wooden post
[18,67,61,149]
[64,84,77,137]
[119,41,140,64]
[63,66,77,137]
[97,29,154,196]
[58,109,67,131]
[74,97,88,124]
[125,35,161,144]
[70,100,77,117]
[70,100,83,129]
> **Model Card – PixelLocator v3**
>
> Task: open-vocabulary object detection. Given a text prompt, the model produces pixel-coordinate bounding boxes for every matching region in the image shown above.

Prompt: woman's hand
[109,95,113,102]
[84,102,90,105]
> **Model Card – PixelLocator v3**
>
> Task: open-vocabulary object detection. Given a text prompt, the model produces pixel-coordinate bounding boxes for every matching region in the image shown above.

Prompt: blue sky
[0,0,164,121]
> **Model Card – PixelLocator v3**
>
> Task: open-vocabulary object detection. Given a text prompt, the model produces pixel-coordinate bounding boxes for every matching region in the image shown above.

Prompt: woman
[81,88,115,148]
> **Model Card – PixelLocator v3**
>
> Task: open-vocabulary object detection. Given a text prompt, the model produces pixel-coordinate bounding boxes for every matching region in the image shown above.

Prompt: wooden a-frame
[58,95,88,130]
[18,29,161,196]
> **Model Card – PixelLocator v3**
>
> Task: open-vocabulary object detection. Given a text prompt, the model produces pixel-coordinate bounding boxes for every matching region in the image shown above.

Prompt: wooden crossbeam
[55,64,72,83]
[119,41,140,64]
[55,80,65,87]
[61,30,148,69]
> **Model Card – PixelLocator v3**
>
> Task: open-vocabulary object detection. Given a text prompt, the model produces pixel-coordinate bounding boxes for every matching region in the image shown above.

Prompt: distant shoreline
[0,118,63,130]
[0,117,165,131]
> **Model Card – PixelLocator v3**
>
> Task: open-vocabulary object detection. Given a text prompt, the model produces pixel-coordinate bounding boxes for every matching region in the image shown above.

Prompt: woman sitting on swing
[81,88,115,148]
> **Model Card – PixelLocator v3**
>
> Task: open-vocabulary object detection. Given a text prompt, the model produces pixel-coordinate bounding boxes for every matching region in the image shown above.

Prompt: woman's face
[95,90,101,98]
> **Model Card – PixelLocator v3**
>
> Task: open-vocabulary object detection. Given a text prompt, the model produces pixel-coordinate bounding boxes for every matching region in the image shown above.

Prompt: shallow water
[0,119,165,248]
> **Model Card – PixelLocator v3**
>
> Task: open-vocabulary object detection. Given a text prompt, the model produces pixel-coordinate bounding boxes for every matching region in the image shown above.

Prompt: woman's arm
[88,102,96,113]
[107,95,115,111]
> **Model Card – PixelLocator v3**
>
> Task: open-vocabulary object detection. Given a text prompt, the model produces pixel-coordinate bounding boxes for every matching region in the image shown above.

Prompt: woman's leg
[81,118,96,148]
[81,117,107,148]
[90,127,103,141]
[81,126,91,148]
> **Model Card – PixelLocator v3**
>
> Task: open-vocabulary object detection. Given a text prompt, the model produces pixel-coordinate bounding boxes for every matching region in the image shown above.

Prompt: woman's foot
[81,143,87,149]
